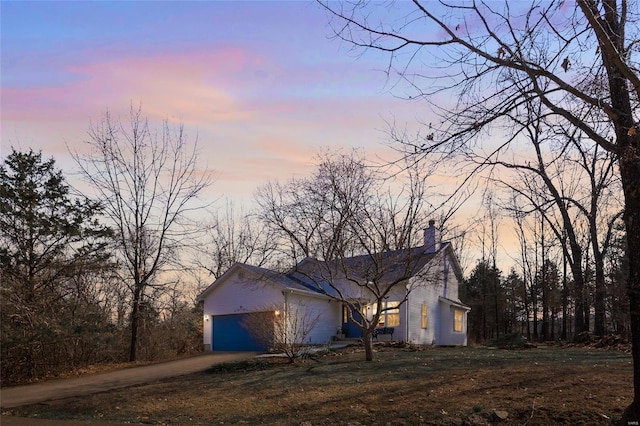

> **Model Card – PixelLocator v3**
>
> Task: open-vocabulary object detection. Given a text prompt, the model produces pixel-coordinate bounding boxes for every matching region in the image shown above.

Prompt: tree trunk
[562,248,568,340]
[620,144,640,420]
[586,0,640,413]
[625,279,640,421]
[482,292,487,341]
[593,251,606,337]
[542,283,549,341]
[583,294,590,333]
[531,284,539,341]
[523,278,531,340]
[572,264,586,336]
[129,288,141,362]
[494,282,500,339]
[363,331,374,362]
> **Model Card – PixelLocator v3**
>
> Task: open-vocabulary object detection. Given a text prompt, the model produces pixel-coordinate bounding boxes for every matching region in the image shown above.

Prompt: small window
[453,308,464,332]
[421,304,428,329]
[386,301,400,327]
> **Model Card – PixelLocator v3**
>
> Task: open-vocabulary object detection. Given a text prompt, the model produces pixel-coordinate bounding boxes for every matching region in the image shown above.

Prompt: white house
[197,221,470,351]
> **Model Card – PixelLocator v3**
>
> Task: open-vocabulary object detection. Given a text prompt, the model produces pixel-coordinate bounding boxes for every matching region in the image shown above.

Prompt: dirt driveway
[0,352,256,409]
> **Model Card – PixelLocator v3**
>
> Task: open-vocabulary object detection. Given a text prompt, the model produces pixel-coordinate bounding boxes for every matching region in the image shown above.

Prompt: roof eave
[282,287,333,300]
[196,262,245,302]
[438,296,471,311]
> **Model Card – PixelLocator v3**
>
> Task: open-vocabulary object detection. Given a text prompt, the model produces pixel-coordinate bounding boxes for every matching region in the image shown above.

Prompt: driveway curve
[0,352,256,409]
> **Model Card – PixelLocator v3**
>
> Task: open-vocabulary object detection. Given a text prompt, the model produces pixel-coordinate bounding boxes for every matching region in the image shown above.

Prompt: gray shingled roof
[199,243,455,301]
[233,263,314,293]
[197,262,318,301]
[287,244,444,297]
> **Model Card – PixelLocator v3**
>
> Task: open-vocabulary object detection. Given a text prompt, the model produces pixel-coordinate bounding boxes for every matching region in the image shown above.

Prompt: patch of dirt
[4,345,633,425]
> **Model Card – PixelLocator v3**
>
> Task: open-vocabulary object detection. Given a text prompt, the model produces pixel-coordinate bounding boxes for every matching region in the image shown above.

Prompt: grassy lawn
[4,344,633,425]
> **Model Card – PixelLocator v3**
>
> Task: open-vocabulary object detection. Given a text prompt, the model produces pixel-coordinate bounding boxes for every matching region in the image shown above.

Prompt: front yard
[4,343,633,425]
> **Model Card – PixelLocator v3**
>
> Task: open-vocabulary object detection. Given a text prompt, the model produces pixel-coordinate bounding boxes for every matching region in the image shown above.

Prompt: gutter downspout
[283,290,289,342]
[406,283,411,342]
[443,251,448,299]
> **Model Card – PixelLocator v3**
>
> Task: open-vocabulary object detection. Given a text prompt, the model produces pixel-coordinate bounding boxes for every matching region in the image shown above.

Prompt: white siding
[406,275,444,345]
[405,250,467,346]
[284,291,342,344]
[442,253,461,300]
[437,252,468,346]
[438,301,468,346]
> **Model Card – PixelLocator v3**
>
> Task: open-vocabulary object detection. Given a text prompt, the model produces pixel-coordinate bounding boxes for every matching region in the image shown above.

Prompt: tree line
[0,107,209,384]
[461,244,629,345]
[0,118,633,381]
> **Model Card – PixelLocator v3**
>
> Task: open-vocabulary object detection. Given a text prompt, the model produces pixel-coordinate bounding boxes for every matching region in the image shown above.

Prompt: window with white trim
[371,301,400,327]
[421,304,428,329]
[362,301,400,327]
[453,308,464,332]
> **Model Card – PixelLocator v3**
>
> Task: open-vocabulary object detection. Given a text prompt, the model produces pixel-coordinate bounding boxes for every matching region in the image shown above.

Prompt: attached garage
[198,262,341,352]
[212,313,272,351]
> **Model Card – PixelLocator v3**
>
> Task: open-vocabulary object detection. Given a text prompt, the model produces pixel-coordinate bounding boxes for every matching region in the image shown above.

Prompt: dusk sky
[1,1,426,200]
[2,1,519,270]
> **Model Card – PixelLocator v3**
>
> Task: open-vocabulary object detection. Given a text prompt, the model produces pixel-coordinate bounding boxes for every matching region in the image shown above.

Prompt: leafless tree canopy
[73,105,213,361]
[197,200,279,280]
[256,150,443,361]
[256,150,432,262]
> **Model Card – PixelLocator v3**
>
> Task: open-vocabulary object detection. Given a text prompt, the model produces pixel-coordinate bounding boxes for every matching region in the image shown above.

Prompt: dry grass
[5,344,633,425]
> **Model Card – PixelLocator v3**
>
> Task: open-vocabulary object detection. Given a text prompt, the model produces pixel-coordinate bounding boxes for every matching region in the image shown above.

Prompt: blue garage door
[212,313,269,351]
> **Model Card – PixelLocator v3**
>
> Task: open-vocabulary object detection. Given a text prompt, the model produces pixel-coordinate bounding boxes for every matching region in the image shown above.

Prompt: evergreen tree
[0,149,112,382]
[461,260,502,343]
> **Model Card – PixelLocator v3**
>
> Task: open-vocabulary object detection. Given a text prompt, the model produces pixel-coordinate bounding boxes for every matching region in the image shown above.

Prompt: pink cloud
[2,47,266,124]
[2,41,439,206]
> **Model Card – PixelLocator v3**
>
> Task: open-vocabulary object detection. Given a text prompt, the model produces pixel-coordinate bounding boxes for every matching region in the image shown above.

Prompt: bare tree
[320,1,640,417]
[241,304,321,363]
[72,105,212,361]
[257,150,446,361]
[197,200,279,280]
[490,92,624,338]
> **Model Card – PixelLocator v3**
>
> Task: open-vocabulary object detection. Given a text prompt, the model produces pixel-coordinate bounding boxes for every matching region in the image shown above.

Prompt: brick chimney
[424,220,440,253]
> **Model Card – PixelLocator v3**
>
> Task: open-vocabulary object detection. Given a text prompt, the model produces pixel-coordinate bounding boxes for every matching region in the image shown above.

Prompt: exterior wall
[438,300,468,346]
[442,252,460,300]
[406,250,468,346]
[284,292,342,344]
[438,251,468,346]
[202,246,468,350]
[406,261,445,345]
[202,271,285,350]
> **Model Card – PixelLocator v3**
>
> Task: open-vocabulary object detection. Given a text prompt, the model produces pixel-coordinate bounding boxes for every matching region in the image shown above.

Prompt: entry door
[342,304,363,338]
